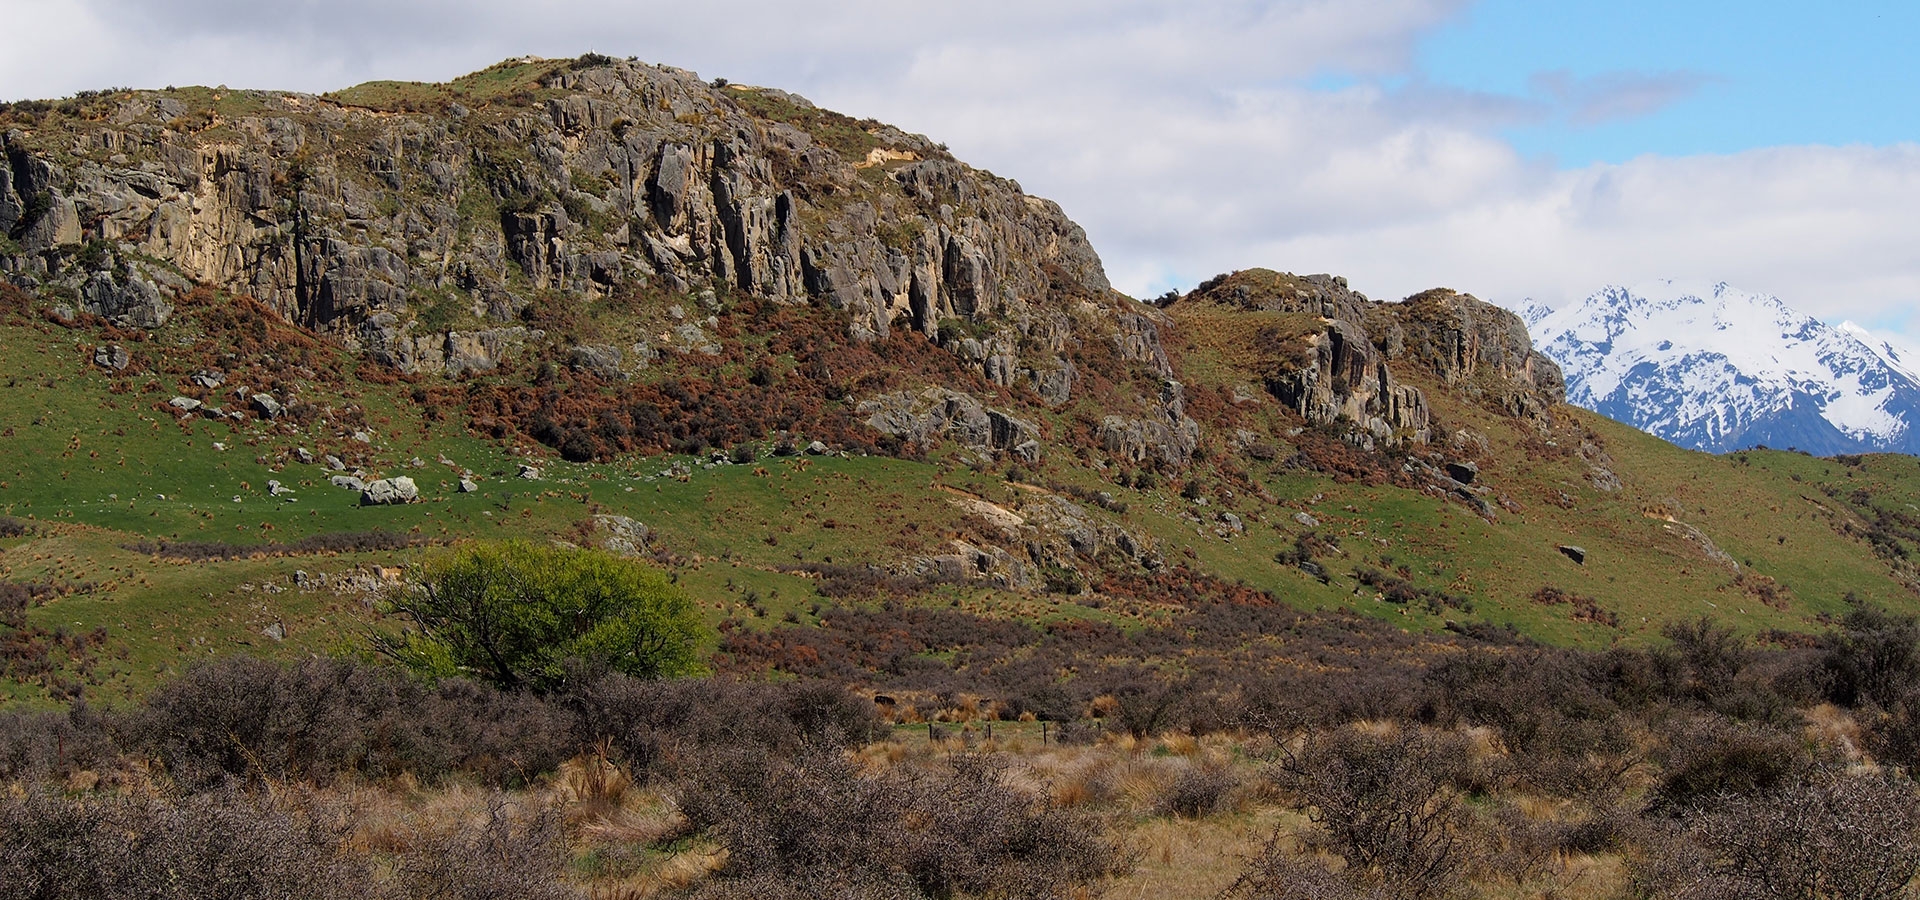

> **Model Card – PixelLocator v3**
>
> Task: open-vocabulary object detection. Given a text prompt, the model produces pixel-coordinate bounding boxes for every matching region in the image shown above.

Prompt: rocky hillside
[12,57,1920,688]
[0,55,1197,466]
[1173,269,1563,448]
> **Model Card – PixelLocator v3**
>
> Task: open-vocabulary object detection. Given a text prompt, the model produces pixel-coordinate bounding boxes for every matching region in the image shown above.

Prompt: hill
[1,58,1919,706]
[7,55,1920,900]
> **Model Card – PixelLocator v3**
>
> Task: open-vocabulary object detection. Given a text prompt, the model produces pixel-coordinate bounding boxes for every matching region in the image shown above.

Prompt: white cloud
[3,0,1916,335]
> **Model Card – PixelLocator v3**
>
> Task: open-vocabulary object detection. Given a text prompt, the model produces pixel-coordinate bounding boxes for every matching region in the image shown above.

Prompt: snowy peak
[1528,282,1920,456]
[1841,321,1920,387]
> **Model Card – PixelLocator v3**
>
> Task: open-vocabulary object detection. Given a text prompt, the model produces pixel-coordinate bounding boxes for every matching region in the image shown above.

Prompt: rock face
[0,58,1123,405]
[1267,319,1432,450]
[1393,289,1565,419]
[1177,269,1563,450]
[860,387,1041,462]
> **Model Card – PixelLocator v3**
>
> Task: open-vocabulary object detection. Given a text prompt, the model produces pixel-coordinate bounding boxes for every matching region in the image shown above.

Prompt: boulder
[457,477,479,493]
[592,514,651,556]
[359,476,419,506]
[168,396,201,413]
[517,464,542,480]
[1445,461,1478,485]
[250,392,283,419]
[1265,319,1430,451]
[92,345,129,371]
[329,475,367,491]
[1557,545,1587,565]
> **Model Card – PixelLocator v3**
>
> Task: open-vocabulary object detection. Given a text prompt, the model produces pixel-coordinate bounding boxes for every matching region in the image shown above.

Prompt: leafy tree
[374,541,708,691]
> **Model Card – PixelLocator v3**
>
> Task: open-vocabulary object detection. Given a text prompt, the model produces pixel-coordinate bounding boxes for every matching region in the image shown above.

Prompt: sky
[2,0,1916,335]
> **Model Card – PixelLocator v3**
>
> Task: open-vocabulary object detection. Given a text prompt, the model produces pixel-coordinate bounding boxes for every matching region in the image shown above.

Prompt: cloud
[1529,69,1715,126]
[2,1,1916,336]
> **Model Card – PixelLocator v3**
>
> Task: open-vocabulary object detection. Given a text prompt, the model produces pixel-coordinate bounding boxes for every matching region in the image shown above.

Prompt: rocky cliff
[0,56,1159,441]
[1174,269,1563,451]
[0,57,1562,480]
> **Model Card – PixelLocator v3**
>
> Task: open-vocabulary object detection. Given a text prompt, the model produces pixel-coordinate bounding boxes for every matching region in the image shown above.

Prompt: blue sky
[1417,0,1919,165]
[2,0,1917,336]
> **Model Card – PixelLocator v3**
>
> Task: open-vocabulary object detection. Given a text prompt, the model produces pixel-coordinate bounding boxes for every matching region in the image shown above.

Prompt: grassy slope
[8,289,1920,706]
[2,68,1917,703]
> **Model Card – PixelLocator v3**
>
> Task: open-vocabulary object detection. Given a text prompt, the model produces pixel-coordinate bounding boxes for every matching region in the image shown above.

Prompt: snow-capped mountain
[1524,280,1920,455]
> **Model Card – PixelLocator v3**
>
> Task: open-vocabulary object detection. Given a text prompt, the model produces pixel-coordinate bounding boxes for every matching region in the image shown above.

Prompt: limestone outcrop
[1176,268,1562,450]
[859,387,1041,462]
[0,58,1129,404]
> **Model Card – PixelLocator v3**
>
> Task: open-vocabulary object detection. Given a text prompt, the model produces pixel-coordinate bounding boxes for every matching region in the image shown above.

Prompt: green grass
[7,277,1920,708]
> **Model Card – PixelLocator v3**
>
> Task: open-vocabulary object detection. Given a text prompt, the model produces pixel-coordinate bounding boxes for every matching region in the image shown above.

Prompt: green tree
[373,541,708,691]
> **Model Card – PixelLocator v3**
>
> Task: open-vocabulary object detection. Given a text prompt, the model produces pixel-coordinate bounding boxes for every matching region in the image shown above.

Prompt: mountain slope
[1526,280,1920,455]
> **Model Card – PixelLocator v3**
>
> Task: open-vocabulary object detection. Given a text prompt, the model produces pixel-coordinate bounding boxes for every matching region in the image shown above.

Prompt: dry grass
[1803,702,1865,763]
[1107,809,1303,900]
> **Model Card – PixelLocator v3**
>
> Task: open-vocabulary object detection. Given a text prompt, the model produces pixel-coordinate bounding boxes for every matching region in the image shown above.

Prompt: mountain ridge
[1526,279,1920,456]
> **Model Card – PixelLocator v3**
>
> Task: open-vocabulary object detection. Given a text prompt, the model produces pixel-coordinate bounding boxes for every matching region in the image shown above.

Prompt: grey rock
[1293,511,1320,528]
[1391,288,1565,418]
[672,322,720,355]
[0,62,1187,475]
[79,269,172,328]
[568,344,625,379]
[351,431,373,444]
[192,370,226,389]
[458,477,479,493]
[267,479,293,497]
[329,475,367,491]
[359,476,420,506]
[1445,461,1478,484]
[324,454,345,471]
[517,464,542,480]
[92,344,129,371]
[805,440,828,455]
[1220,512,1245,534]
[261,622,286,642]
[1265,318,1430,451]
[168,396,201,413]
[295,447,314,465]
[250,392,283,419]
[859,387,1040,461]
[1557,545,1587,565]
[592,514,651,556]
